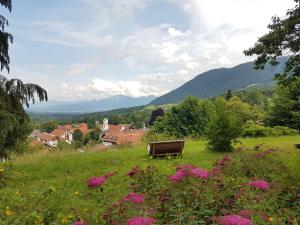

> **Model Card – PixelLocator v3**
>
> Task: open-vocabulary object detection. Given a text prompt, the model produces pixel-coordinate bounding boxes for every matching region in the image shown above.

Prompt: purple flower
[168,170,186,183]
[127,217,155,225]
[87,176,107,188]
[215,215,252,225]
[248,180,270,190]
[123,192,144,204]
[190,168,210,179]
[73,221,86,225]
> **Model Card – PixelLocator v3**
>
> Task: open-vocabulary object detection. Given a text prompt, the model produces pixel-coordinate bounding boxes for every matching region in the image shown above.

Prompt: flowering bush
[247,180,270,190]
[100,149,300,224]
[123,193,145,205]
[86,172,116,188]
[213,214,252,225]
[127,216,155,225]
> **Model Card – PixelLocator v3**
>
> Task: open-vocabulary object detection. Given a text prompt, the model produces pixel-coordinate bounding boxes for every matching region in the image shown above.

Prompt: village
[29,118,146,148]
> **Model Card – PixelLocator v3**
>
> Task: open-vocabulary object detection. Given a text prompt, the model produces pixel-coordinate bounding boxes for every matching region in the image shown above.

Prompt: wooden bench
[148,140,185,158]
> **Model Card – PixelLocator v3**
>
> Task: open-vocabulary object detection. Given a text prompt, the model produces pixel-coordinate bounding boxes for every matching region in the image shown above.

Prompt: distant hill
[150,60,285,105]
[27,95,156,113]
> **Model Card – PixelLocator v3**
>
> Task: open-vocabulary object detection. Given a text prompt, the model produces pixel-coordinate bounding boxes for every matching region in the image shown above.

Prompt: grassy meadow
[0,136,300,224]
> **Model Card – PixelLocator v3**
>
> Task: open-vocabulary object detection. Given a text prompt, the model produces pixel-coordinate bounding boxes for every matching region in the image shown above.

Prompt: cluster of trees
[147,95,267,150]
[0,0,47,158]
[71,127,101,149]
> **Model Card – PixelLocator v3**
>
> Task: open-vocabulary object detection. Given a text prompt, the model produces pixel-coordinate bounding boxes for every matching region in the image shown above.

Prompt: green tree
[73,129,84,142]
[225,89,233,101]
[89,127,101,141]
[150,97,213,138]
[226,96,266,125]
[207,97,243,151]
[244,0,300,129]
[39,120,58,133]
[244,0,299,85]
[267,77,300,130]
[0,0,47,158]
[148,107,165,126]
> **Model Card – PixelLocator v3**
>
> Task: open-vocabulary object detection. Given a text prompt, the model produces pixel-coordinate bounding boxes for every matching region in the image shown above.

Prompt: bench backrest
[149,140,184,157]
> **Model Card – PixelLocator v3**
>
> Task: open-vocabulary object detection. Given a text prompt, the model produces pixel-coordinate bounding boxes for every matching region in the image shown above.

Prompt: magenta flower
[168,170,187,183]
[73,221,86,225]
[248,180,270,190]
[215,215,252,225]
[87,176,107,188]
[123,192,144,204]
[127,217,155,225]
[297,193,300,199]
[190,168,210,179]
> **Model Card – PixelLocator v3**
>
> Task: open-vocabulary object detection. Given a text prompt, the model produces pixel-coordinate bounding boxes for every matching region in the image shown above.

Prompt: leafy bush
[242,122,299,137]
[101,150,300,225]
[150,97,214,139]
[207,98,243,151]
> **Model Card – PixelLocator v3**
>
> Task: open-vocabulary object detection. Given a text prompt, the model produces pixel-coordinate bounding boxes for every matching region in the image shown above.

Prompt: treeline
[33,85,275,130]
[146,84,299,150]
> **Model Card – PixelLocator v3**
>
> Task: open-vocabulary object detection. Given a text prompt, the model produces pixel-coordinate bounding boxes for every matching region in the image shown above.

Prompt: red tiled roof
[51,129,67,137]
[102,130,145,145]
[73,123,89,135]
[105,124,132,133]
[38,132,56,142]
[58,124,73,131]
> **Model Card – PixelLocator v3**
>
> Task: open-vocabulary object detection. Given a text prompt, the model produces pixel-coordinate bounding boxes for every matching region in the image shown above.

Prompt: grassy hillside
[0,136,300,224]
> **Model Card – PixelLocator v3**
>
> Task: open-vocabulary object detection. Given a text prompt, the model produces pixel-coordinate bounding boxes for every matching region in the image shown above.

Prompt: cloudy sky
[3,0,296,101]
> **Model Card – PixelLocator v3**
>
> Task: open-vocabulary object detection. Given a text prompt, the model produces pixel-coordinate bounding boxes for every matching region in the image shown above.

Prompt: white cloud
[20,0,296,100]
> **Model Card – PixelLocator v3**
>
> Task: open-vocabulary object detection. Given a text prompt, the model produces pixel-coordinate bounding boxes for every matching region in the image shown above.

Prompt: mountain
[150,60,285,105]
[27,95,156,113]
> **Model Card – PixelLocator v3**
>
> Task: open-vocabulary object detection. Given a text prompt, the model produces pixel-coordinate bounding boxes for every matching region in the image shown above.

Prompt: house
[100,118,145,146]
[29,130,41,138]
[74,123,89,135]
[102,130,145,146]
[58,124,73,131]
[37,132,58,147]
[102,118,133,133]
[51,128,73,143]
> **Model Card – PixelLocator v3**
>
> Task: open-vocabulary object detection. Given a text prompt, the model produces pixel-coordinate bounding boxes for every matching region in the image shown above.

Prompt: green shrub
[103,150,300,224]
[242,122,299,137]
[207,98,243,151]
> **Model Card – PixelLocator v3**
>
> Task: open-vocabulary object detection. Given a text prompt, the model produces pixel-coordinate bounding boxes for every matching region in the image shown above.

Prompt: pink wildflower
[248,180,270,190]
[127,217,155,225]
[127,167,140,177]
[190,168,210,179]
[87,176,107,188]
[73,221,86,225]
[168,170,186,183]
[215,215,252,225]
[123,192,144,204]
[297,194,300,199]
